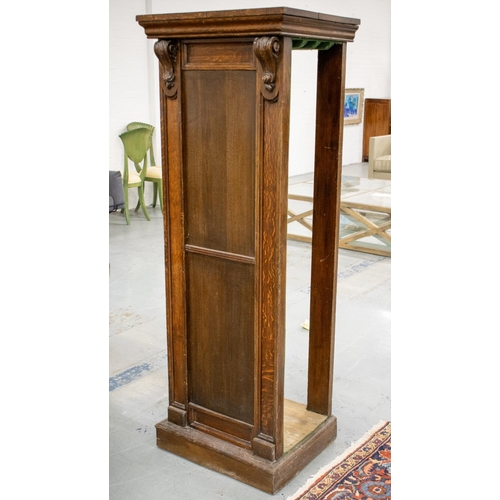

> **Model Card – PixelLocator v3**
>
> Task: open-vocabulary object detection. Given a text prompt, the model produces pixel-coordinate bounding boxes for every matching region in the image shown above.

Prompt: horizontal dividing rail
[185,244,256,264]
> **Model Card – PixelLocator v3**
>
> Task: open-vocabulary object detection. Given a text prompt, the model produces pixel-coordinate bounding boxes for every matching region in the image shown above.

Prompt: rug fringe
[286,420,390,500]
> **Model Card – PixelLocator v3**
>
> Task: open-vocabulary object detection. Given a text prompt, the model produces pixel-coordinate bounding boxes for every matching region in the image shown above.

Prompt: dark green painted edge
[292,38,337,50]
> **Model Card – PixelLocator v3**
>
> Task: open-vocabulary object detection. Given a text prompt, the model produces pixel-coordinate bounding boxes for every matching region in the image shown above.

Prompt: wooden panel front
[362,98,391,161]
[182,60,258,434]
[183,70,256,257]
[186,253,255,424]
[189,403,255,449]
[183,39,256,70]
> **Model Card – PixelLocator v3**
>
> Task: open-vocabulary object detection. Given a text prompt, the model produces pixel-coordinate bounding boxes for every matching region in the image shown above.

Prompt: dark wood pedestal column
[136,7,360,494]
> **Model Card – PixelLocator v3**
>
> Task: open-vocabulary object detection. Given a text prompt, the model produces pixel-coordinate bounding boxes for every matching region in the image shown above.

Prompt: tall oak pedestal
[137,7,360,494]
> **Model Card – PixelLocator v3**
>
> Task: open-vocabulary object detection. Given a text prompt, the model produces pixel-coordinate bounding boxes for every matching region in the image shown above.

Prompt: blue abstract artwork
[344,94,360,118]
[343,89,364,124]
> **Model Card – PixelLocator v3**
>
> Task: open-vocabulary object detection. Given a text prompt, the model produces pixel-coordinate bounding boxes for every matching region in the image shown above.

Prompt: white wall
[109,0,153,205]
[110,0,390,193]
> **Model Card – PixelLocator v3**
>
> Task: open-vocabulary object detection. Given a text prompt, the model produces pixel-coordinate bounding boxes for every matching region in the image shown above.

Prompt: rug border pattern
[287,420,391,500]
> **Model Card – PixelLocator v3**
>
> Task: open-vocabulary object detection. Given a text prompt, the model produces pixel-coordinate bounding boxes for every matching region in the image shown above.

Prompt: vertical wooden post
[307,43,346,416]
[156,39,189,427]
[253,36,292,461]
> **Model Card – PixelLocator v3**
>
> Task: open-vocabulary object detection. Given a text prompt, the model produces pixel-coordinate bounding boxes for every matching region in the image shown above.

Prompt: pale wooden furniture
[288,177,391,257]
[362,98,391,162]
[339,201,391,257]
[137,7,360,493]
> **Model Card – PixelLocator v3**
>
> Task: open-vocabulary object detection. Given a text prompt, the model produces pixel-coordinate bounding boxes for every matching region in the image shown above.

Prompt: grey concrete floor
[109,163,391,500]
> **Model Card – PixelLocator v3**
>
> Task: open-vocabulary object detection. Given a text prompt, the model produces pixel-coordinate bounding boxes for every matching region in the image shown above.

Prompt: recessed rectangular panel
[183,41,256,69]
[187,253,255,424]
[189,403,254,448]
[183,70,256,257]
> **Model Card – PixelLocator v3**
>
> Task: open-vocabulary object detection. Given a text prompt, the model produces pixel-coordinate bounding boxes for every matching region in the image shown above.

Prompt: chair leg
[123,187,130,225]
[134,182,143,212]
[152,183,158,208]
[158,180,163,212]
[138,186,150,221]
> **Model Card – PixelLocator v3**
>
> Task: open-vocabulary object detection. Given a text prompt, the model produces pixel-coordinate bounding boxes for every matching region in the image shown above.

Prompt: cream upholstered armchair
[368,134,391,180]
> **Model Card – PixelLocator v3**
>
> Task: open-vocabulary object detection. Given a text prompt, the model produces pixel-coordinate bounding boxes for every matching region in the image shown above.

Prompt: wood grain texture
[362,98,391,161]
[283,399,327,452]
[183,69,256,257]
[307,43,347,415]
[255,36,292,460]
[159,47,189,417]
[137,7,360,42]
[156,410,337,494]
[182,39,256,70]
[187,253,255,424]
[189,403,254,449]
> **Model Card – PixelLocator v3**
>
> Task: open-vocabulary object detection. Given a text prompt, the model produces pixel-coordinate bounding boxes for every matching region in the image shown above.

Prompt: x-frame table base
[288,194,391,257]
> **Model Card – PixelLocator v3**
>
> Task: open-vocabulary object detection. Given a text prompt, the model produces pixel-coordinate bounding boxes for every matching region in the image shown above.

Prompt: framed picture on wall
[344,88,365,125]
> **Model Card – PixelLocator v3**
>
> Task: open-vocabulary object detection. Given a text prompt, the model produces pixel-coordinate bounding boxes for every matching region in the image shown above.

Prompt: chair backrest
[126,121,156,166]
[119,128,152,183]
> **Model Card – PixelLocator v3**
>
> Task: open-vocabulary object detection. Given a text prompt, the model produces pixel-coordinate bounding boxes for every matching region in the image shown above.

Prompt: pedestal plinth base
[155,405,337,494]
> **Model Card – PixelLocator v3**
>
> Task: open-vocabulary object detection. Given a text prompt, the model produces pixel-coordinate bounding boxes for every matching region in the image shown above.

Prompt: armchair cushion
[368,135,391,180]
[373,154,391,173]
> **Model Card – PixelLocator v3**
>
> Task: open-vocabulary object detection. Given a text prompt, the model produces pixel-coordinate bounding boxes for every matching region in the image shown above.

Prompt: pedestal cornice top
[137,7,360,42]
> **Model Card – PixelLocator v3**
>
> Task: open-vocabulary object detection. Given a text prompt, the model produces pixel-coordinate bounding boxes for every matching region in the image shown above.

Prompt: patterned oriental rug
[287,421,391,500]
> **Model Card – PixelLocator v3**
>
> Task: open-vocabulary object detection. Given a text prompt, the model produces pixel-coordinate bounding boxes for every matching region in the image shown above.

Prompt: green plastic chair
[118,128,151,225]
[126,122,163,211]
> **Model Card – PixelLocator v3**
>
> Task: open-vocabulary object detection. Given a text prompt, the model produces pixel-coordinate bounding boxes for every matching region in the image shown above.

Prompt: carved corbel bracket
[254,36,281,101]
[154,39,178,99]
